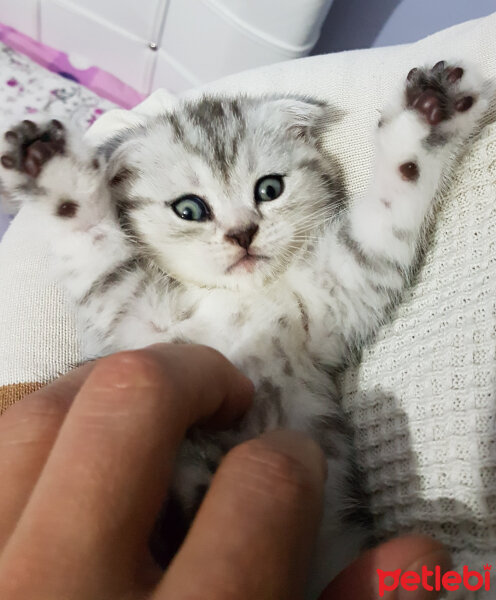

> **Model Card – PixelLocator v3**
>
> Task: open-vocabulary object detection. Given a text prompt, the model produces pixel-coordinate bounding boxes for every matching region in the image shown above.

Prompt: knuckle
[91,349,168,390]
[224,439,315,504]
[0,387,65,441]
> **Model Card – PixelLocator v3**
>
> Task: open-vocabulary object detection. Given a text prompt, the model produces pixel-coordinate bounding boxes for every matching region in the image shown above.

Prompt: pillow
[1,13,495,581]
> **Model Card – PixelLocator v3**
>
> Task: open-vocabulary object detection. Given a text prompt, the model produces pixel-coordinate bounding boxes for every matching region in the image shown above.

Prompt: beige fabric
[1,12,495,583]
[0,209,80,389]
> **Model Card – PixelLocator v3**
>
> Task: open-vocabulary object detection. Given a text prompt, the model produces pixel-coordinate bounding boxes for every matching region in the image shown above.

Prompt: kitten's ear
[85,89,178,147]
[102,134,139,190]
[266,98,329,139]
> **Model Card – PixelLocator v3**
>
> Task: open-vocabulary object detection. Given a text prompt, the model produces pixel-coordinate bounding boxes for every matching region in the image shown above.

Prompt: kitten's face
[108,97,342,290]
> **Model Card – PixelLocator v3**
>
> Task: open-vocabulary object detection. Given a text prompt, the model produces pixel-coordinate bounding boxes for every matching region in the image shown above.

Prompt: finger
[0,344,253,600]
[320,535,452,600]
[157,430,326,600]
[0,363,94,551]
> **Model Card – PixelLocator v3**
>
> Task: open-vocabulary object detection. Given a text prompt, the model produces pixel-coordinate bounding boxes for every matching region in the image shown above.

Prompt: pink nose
[225,224,259,249]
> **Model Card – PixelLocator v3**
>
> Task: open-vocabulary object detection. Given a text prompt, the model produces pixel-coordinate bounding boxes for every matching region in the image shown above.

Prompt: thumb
[320,535,452,600]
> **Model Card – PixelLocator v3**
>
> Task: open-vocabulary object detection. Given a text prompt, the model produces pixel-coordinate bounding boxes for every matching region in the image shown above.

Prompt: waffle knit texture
[1,13,495,592]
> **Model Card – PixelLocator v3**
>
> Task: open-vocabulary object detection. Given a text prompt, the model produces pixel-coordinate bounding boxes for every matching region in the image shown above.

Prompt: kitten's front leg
[0,119,132,303]
[350,61,489,269]
[318,62,490,352]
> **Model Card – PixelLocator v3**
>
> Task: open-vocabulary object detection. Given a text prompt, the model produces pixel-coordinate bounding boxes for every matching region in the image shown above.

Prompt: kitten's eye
[172,196,210,221]
[255,175,284,203]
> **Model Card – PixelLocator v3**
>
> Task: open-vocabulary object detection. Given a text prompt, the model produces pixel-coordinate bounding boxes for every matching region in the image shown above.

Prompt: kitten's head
[105,96,344,290]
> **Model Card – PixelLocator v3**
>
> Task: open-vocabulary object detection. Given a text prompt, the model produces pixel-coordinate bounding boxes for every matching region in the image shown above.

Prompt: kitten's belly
[165,288,334,431]
[174,288,304,368]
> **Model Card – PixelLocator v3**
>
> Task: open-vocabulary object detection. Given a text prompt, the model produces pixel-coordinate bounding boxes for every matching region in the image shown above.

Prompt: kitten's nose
[225,224,259,249]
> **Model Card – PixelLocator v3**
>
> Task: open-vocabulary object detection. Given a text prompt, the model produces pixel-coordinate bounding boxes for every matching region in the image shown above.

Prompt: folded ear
[264,97,330,139]
[84,109,146,148]
[84,89,179,148]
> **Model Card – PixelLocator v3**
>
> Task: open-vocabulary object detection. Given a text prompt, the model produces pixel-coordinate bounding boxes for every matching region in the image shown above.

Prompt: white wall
[0,0,334,94]
[312,0,495,54]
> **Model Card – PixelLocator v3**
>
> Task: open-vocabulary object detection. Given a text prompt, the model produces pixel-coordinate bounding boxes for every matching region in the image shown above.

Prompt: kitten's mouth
[226,252,269,274]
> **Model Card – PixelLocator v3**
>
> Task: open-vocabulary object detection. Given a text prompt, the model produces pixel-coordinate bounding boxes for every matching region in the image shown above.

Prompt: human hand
[0,343,451,599]
[0,344,326,599]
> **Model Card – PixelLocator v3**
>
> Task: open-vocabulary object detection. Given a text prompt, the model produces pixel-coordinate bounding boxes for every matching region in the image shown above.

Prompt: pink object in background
[0,22,145,108]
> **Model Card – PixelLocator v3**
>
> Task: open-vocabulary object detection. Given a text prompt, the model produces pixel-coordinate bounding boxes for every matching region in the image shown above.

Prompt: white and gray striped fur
[0,61,490,598]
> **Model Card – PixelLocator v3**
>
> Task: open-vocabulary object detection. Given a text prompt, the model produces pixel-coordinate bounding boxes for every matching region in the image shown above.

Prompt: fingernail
[259,430,328,482]
[399,548,452,600]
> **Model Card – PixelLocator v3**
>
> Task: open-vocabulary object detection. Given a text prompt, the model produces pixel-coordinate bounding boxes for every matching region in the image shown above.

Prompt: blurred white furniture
[0,0,334,94]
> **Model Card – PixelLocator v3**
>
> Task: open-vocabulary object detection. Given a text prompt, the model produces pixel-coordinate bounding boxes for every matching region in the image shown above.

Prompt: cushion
[1,12,495,580]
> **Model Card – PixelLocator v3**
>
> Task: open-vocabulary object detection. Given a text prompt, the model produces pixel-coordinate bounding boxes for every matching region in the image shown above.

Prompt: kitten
[0,61,490,598]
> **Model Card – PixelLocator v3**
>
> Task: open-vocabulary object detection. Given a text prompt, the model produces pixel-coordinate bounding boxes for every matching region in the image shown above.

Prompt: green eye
[255,175,284,203]
[172,196,210,221]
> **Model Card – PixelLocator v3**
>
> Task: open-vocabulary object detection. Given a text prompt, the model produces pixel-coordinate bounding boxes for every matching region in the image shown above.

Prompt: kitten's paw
[406,62,475,126]
[1,119,66,178]
[405,60,493,146]
[378,61,490,155]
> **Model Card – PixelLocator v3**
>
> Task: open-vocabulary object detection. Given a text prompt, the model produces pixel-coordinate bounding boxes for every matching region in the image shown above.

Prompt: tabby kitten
[0,61,489,597]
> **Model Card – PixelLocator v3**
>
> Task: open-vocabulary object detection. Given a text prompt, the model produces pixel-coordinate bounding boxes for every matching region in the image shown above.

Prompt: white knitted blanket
[1,13,495,595]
